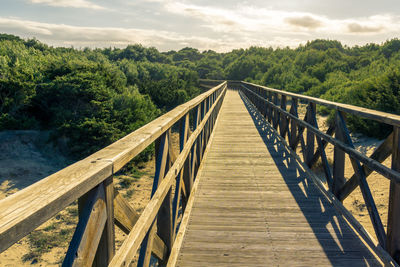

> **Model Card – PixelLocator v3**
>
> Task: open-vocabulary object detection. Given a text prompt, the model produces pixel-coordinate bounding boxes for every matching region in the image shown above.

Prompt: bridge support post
[387,126,400,262]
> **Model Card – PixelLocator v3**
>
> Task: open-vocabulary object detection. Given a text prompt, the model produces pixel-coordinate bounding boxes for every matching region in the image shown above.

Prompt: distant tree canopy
[1,35,399,159]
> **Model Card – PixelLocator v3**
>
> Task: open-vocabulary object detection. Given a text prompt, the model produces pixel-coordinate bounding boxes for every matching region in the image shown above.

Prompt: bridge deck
[173,90,383,266]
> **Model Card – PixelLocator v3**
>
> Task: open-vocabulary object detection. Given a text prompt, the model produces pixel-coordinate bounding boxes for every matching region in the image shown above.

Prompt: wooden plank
[138,131,170,267]
[387,126,400,263]
[172,90,391,267]
[333,114,346,197]
[63,186,106,267]
[309,124,335,168]
[306,103,316,165]
[0,160,112,254]
[279,95,288,138]
[93,177,115,266]
[113,190,167,261]
[338,131,393,201]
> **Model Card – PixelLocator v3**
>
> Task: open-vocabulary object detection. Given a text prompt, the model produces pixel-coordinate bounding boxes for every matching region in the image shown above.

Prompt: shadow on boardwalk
[239,91,380,266]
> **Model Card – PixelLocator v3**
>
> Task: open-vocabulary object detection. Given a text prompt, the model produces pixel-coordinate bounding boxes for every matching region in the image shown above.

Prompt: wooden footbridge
[1,81,400,266]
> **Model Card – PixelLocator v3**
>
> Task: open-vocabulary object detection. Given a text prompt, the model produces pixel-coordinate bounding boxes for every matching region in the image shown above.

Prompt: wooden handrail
[0,81,227,266]
[240,81,400,127]
[109,85,226,266]
[238,80,400,263]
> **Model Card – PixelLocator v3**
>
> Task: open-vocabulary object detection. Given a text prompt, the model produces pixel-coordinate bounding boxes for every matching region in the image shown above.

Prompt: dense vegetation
[170,41,400,138]
[1,34,399,159]
[0,34,200,158]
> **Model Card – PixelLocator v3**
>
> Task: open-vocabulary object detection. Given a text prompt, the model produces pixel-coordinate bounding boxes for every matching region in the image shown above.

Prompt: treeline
[166,40,400,138]
[1,35,399,159]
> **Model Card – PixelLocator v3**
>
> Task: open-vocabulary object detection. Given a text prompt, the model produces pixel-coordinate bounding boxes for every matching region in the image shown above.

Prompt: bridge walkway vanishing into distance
[1,81,400,266]
[169,89,384,266]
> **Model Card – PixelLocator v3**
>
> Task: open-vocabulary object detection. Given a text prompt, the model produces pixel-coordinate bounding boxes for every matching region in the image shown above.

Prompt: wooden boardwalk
[172,90,383,266]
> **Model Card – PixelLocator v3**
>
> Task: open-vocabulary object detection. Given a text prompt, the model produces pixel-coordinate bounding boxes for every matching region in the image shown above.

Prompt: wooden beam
[279,95,287,138]
[113,190,167,261]
[308,124,335,168]
[337,131,393,201]
[289,99,298,150]
[93,177,115,266]
[387,127,400,262]
[306,103,316,166]
[138,131,170,267]
[63,186,107,267]
[172,114,190,240]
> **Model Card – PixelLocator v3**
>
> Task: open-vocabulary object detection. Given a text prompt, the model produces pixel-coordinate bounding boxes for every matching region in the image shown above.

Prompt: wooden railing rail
[234,80,400,262]
[0,81,227,266]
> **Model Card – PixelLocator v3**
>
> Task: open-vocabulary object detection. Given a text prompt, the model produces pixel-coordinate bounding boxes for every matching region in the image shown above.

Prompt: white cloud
[29,0,106,10]
[0,17,244,51]
[163,2,400,37]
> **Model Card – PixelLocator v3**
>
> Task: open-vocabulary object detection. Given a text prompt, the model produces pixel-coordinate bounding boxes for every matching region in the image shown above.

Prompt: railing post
[273,93,279,129]
[305,103,316,166]
[289,98,298,150]
[268,92,273,123]
[279,95,287,138]
[333,111,346,196]
[93,176,115,266]
[138,131,171,266]
[172,113,190,240]
[387,126,400,262]
[191,105,201,183]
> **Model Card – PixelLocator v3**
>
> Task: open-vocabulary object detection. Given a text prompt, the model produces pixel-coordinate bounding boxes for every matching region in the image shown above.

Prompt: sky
[0,0,400,52]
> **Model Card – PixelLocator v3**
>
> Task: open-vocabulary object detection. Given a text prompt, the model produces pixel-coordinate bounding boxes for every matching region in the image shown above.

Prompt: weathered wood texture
[172,90,385,267]
[0,82,227,255]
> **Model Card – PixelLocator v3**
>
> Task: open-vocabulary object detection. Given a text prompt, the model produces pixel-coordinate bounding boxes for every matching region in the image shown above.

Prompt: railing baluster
[266,92,271,123]
[279,95,287,138]
[289,98,298,150]
[333,111,346,197]
[305,103,315,166]
[273,93,279,129]
[64,185,107,267]
[138,131,171,266]
[172,113,190,242]
[387,126,400,261]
